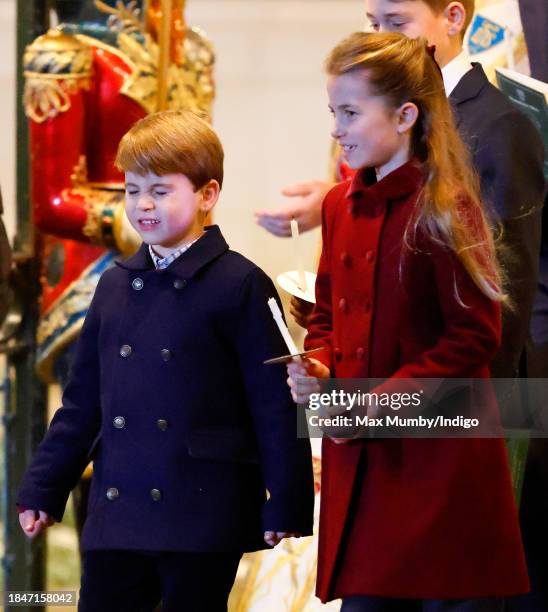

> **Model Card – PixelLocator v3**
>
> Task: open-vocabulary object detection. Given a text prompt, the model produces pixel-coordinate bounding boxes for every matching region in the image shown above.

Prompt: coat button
[339,298,347,312]
[106,487,119,501]
[356,347,365,360]
[173,278,187,289]
[150,488,162,502]
[366,250,375,263]
[340,252,351,266]
[334,347,342,362]
[131,277,144,291]
[113,416,126,429]
[160,349,172,362]
[119,344,132,358]
[157,419,168,431]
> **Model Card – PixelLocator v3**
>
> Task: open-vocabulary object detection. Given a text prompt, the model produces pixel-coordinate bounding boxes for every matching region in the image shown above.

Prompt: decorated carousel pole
[2,1,49,608]
[156,0,172,111]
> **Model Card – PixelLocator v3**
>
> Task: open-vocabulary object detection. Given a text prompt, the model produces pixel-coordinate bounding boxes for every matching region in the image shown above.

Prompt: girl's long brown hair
[325,32,505,303]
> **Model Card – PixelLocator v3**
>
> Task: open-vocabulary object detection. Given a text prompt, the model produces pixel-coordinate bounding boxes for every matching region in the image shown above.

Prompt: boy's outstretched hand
[264,531,302,547]
[19,509,54,539]
[254,180,333,237]
[287,357,330,404]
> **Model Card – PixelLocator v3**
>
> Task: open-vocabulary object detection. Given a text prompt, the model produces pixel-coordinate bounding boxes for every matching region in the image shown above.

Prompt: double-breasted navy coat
[17,225,314,552]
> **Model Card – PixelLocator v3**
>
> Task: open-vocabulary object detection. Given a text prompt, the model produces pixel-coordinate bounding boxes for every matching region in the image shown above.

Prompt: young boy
[17,110,314,612]
[256,0,545,381]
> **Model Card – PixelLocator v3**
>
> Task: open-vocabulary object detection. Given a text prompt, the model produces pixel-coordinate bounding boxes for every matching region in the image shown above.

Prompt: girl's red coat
[305,161,529,602]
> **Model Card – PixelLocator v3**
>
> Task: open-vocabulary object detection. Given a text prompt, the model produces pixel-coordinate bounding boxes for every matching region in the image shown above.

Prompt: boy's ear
[198,179,220,213]
[397,102,419,134]
[444,1,467,37]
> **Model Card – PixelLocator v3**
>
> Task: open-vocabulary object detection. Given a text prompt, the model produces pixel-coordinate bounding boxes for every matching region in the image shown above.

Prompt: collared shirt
[441,49,473,96]
[148,235,202,270]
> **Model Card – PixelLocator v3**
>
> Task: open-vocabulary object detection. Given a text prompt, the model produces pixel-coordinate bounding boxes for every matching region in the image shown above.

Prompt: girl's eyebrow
[150,183,174,188]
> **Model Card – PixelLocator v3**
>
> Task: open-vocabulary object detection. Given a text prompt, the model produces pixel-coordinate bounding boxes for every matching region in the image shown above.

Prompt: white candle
[290,218,307,293]
[268,298,300,355]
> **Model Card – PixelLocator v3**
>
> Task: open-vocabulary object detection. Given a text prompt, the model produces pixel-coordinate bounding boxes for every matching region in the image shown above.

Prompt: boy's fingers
[281,182,315,197]
[38,510,53,526]
[19,509,35,532]
[254,214,292,237]
[287,363,307,377]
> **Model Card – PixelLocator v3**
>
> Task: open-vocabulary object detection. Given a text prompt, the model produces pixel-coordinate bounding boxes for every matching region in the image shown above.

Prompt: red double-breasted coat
[305,161,529,602]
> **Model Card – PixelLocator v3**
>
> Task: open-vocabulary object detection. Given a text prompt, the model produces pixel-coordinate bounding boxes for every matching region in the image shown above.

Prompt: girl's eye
[369,21,380,31]
[391,21,406,29]
[126,190,138,196]
[153,190,168,197]
[344,110,356,118]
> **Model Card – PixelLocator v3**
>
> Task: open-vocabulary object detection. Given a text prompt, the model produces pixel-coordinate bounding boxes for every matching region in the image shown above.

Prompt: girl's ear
[199,179,220,213]
[396,102,419,134]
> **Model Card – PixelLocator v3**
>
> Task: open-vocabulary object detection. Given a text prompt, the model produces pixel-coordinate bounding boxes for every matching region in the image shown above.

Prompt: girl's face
[327,71,412,179]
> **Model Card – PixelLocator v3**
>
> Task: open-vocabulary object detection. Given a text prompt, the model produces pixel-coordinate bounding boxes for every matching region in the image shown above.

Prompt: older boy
[256,0,545,381]
[17,110,314,612]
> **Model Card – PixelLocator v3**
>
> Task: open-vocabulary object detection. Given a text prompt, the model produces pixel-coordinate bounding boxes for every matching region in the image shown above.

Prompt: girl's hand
[289,296,314,329]
[19,509,54,539]
[287,357,330,404]
[263,531,302,547]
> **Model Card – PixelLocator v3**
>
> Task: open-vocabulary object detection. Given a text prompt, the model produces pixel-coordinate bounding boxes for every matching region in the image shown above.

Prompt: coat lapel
[448,63,488,128]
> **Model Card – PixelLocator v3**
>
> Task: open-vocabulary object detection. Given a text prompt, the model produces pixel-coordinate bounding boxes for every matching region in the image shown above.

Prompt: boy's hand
[264,531,302,547]
[19,509,54,539]
[290,296,314,329]
[287,357,330,404]
[254,180,333,237]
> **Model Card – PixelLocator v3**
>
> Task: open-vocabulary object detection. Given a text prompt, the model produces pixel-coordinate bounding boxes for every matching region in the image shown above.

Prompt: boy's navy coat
[17,225,314,552]
[449,63,545,378]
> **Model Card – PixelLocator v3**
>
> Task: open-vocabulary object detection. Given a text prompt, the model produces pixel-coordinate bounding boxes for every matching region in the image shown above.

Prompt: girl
[287,32,528,612]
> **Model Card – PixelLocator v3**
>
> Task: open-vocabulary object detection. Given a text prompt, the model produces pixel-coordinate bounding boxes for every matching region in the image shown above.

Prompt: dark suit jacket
[0,189,11,326]
[17,225,314,552]
[450,63,545,377]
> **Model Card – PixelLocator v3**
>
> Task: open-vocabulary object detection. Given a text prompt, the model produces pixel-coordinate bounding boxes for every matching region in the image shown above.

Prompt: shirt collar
[441,48,473,96]
[148,235,202,270]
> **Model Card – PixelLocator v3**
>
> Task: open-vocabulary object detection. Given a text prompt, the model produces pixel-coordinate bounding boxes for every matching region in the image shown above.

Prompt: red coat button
[356,347,365,360]
[366,250,375,263]
[340,252,351,266]
[334,348,342,362]
[339,298,347,312]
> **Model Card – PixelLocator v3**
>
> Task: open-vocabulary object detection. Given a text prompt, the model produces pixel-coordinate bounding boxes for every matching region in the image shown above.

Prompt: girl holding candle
[287,32,528,611]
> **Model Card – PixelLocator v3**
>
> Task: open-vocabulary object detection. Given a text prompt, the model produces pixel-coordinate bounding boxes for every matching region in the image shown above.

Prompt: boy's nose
[137,195,154,210]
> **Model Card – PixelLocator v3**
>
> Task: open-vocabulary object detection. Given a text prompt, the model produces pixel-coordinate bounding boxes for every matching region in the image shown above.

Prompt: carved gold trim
[74,33,138,73]
[24,29,93,123]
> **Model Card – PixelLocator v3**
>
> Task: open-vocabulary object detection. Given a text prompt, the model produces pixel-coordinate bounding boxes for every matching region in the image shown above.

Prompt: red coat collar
[345,160,426,215]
